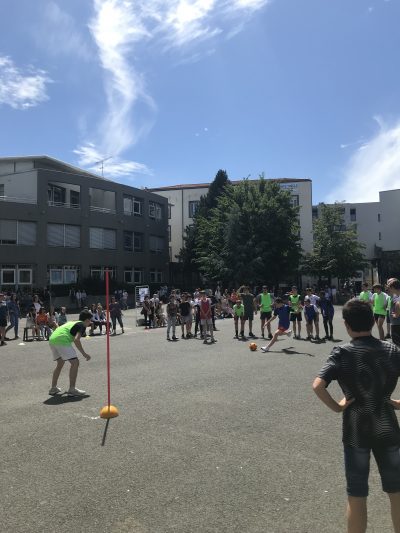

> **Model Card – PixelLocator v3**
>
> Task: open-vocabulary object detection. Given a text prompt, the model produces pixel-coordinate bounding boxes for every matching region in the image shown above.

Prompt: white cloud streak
[0,56,51,110]
[328,118,400,203]
[75,0,269,176]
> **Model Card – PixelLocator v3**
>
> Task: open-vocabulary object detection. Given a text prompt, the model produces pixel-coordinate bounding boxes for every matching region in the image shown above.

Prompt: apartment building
[0,156,169,290]
[151,178,313,262]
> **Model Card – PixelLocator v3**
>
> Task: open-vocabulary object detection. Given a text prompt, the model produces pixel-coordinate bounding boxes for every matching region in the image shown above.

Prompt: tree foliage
[194,178,301,286]
[302,203,367,282]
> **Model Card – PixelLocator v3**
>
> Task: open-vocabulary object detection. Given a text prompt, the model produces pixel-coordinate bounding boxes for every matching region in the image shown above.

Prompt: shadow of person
[282,347,315,357]
[43,394,90,405]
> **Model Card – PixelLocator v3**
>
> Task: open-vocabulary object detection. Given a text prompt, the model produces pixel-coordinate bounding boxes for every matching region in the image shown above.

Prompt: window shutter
[18,222,36,245]
[65,225,80,247]
[103,229,116,249]
[47,224,64,246]
[90,227,103,248]
[0,219,17,241]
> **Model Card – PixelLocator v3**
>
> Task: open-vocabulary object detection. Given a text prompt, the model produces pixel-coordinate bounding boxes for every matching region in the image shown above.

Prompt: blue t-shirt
[274,305,290,330]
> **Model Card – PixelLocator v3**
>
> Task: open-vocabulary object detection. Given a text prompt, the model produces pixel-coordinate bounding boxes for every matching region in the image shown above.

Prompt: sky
[1,0,400,204]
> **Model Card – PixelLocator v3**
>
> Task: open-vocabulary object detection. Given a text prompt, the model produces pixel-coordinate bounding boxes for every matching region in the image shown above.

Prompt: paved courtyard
[1,308,398,533]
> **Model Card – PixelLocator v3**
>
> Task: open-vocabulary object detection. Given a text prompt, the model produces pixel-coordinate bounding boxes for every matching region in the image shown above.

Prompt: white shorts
[201,318,213,327]
[181,315,192,325]
[50,344,77,361]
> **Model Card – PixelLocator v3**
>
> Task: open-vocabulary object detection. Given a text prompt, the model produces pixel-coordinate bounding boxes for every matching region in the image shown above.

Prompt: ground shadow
[101,419,111,446]
[281,347,315,357]
[43,394,90,405]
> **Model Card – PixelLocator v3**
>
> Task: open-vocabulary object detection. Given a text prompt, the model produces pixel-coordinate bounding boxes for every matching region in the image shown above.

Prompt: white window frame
[2,268,16,284]
[18,268,32,285]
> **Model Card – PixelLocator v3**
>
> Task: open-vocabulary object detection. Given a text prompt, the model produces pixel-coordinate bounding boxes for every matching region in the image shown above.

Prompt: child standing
[303,297,320,340]
[260,297,292,352]
[48,310,92,396]
[199,291,215,344]
[233,299,245,339]
[313,299,400,533]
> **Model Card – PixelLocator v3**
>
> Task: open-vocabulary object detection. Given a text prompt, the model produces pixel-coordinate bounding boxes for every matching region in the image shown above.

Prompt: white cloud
[327,118,400,203]
[74,143,152,178]
[77,0,269,176]
[34,2,93,60]
[0,56,51,110]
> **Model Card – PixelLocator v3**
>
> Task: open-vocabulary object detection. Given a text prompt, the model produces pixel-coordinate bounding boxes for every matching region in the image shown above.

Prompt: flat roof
[150,178,311,192]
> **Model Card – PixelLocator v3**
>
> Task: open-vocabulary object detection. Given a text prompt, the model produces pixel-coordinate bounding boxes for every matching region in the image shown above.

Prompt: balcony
[89,205,116,214]
[48,201,80,209]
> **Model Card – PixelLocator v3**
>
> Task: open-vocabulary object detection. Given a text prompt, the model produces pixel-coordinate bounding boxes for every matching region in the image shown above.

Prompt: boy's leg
[248,318,253,336]
[167,317,171,339]
[297,315,302,338]
[329,318,334,338]
[388,493,400,533]
[346,497,367,533]
[234,316,239,337]
[323,318,329,338]
[209,320,214,341]
[261,330,281,351]
[291,315,297,337]
[260,316,265,337]
[118,316,124,332]
[314,317,320,338]
[377,316,385,340]
[172,317,177,338]
[51,358,65,387]
[240,318,246,337]
[68,358,80,389]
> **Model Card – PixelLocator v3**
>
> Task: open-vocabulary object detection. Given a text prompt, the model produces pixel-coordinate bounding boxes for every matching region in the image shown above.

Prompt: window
[1,264,33,285]
[350,208,356,221]
[149,201,162,220]
[123,195,143,216]
[89,188,116,214]
[312,207,318,219]
[18,269,32,284]
[48,184,66,205]
[70,190,80,207]
[333,224,346,232]
[0,220,36,245]
[134,268,144,284]
[124,270,133,284]
[89,228,116,249]
[188,200,200,218]
[47,224,80,247]
[123,231,143,252]
[48,266,79,285]
[149,235,165,254]
[378,213,381,222]
[379,232,382,241]
[168,225,171,242]
[290,195,299,207]
[168,204,172,219]
[0,184,4,197]
[1,268,15,284]
[90,266,116,280]
[150,269,163,283]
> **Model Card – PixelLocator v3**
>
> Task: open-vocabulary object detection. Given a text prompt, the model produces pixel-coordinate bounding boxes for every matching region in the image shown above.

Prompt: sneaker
[260,346,270,353]
[1,341,7,346]
[268,333,273,340]
[203,340,208,344]
[67,387,86,397]
[234,334,239,339]
[167,337,171,341]
[211,338,216,343]
[261,332,265,338]
[181,334,185,339]
[172,336,178,341]
[48,386,62,396]
[315,335,320,340]
[249,332,255,338]
[286,329,292,338]
[122,329,124,334]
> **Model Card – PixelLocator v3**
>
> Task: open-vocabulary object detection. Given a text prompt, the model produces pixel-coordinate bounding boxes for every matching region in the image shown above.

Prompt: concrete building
[151,178,313,263]
[0,156,169,291]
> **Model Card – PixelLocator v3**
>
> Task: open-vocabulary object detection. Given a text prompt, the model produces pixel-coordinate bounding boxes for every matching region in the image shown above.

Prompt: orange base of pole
[100,405,119,419]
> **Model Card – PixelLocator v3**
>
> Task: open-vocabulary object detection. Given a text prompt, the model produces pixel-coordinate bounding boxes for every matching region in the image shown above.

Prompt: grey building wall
[0,157,169,290]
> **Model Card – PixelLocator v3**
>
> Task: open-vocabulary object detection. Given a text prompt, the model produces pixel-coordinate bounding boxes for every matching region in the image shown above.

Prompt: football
[249,342,257,351]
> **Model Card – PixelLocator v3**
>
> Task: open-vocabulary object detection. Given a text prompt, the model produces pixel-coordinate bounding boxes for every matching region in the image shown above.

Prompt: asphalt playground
[1,308,398,533]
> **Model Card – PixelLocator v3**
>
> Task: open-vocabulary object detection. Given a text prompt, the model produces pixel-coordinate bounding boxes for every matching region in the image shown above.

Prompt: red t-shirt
[200,299,211,319]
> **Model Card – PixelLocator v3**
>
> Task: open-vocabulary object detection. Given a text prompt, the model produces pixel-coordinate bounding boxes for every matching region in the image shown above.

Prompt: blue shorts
[344,445,400,497]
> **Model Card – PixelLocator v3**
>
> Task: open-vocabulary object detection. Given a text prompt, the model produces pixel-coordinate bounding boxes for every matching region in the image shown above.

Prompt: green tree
[195,178,301,286]
[178,169,230,268]
[302,203,367,283]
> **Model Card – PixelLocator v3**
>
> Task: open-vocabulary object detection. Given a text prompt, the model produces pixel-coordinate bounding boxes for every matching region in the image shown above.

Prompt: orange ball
[249,342,257,351]
[100,404,119,419]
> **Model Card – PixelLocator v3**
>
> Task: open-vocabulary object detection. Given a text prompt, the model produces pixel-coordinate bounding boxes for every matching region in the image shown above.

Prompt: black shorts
[374,313,386,322]
[290,312,302,322]
[243,312,254,321]
[260,311,272,320]
[0,318,7,328]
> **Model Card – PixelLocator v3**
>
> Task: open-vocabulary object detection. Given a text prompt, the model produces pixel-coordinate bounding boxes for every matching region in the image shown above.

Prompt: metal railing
[90,205,116,214]
[0,195,37,205]
[48,201,81,209]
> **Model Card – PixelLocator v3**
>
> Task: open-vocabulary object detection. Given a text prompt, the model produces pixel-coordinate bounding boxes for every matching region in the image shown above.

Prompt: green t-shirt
[289,294,301,313]
[49,321,82,346]
[372,292,387,316]
[359,291,371,302]
[260,292,272,312]
[233,304,245,317]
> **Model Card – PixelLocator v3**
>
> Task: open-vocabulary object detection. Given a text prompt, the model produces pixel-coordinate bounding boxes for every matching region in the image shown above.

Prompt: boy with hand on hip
[313,299,400,533]
[48,310,92,397]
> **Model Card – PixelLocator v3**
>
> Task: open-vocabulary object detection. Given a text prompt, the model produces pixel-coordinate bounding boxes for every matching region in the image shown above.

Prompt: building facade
[151,178,313,263]
[0,156,169,291]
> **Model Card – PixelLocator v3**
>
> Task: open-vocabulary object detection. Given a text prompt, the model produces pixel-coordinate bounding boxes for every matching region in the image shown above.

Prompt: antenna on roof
[94,156,113,177]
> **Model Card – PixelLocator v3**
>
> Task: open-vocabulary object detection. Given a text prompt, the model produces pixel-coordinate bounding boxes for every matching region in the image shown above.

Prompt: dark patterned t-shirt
[319,336,400,448]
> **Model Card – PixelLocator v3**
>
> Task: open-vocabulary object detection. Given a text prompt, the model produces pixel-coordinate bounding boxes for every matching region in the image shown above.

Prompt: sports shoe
[268,333,273,340]
[48,386,62,396]
[67,387,86,397]
[203,339,208,344]
[172,336,178,341]
[286,329,292,338]
[249,332,256,338]
[260,346,270,352]
[181,334,185,339]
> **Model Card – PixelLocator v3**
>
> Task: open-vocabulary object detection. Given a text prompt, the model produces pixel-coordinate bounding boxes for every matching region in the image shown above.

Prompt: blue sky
[1,0,400,203]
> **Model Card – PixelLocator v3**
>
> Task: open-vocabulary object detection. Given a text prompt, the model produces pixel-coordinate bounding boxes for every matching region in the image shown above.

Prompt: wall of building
[0,170,38,202]
[379,189,400,252]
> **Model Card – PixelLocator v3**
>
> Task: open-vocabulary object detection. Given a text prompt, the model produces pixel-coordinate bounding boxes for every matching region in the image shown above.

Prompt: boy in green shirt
[233,299,245,339]
[48,310,92,397]
[372,283,388,340]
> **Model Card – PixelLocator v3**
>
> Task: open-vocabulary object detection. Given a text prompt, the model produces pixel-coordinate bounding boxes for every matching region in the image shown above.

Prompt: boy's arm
[389,399,400,410]
[312,377,354,413]
[266,314,277,325]
[73,333,91,360]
